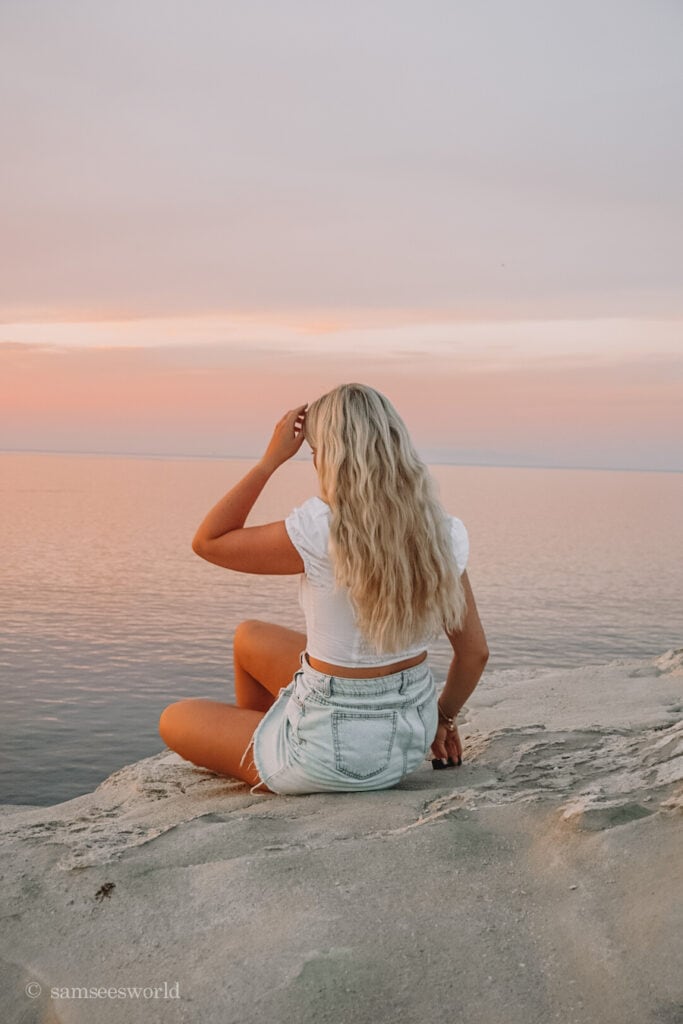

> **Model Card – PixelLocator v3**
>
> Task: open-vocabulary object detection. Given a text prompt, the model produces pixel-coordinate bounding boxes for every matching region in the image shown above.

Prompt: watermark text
[26,981,180,1000]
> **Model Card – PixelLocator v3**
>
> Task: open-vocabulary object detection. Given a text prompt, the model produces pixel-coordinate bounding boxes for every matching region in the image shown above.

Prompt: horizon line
[1,447,681,475]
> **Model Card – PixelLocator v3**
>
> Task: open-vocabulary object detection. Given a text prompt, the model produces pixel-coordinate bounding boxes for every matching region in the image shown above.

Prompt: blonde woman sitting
[159,383,489,795]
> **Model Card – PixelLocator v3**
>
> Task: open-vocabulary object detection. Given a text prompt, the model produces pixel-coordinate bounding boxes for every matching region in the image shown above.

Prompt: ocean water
[2,452,682,806]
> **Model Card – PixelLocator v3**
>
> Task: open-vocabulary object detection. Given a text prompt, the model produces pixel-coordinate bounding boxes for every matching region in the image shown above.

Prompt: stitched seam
[332,710,397,779]
[401,708,411,775]
[285,699,304,745]
[327,667,432,700]
[416,702,428,753]
[299,673,434,710]
[304,689,432,711]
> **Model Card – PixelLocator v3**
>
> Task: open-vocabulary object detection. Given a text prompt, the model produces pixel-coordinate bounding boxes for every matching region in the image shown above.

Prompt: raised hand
[261,404,308,471]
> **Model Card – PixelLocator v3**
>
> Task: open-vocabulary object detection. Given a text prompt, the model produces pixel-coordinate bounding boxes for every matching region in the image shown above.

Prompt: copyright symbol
[25,981,41,998]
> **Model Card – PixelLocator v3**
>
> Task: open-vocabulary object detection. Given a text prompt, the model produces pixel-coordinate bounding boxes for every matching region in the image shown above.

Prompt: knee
[233,619,267,652]
[158,700,187,746]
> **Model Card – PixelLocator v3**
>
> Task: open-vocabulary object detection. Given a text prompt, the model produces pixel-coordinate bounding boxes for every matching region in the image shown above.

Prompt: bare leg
[233,619,307,710]
[159,620,308,793]
[159,699,273,791]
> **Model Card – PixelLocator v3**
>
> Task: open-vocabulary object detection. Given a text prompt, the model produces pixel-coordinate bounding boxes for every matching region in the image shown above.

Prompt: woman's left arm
[191,404,307,574]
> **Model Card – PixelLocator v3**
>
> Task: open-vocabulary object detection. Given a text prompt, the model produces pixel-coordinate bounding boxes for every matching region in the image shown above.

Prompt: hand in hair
[261,404,308,470]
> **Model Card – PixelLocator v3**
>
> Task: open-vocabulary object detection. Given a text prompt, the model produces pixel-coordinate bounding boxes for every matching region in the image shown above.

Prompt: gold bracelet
[437,700,458,732]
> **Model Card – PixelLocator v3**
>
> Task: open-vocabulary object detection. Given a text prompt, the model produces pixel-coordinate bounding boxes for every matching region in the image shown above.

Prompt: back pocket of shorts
[331,710,398,779]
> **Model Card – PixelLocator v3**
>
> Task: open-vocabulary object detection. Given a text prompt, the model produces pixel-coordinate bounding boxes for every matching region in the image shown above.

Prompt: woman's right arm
[431,571,489,762]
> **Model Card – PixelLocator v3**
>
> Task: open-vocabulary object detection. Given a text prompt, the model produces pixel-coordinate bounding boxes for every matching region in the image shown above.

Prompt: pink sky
[2,3,681,469]
[2,326,681,470]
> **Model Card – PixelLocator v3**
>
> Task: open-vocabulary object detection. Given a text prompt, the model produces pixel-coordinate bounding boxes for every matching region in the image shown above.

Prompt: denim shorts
[239,650,438,795]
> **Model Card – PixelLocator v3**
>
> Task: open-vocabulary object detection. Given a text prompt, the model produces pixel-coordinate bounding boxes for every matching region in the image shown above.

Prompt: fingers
[278,404,308,424]
[449,732,462,760]
[446,732,462,762]
[431,734,447,759]
[266,405,309,467]
[276,407,307,444]
[430,726,463,768]
[283,405,308,435]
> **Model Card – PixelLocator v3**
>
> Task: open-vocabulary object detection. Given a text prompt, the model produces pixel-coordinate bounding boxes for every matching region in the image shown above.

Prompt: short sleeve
[448,516,469,575]
[284,496,330,581]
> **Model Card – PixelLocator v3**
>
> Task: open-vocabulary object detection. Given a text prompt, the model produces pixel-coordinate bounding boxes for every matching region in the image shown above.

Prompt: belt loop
[398,669,407,694]
[302,649,333,697]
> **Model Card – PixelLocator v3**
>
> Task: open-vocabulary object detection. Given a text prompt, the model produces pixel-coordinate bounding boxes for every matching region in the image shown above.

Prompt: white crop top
[284,495,469,668]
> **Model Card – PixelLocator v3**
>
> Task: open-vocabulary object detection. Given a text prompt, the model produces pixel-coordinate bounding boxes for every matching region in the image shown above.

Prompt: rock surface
[1,650,682,1024]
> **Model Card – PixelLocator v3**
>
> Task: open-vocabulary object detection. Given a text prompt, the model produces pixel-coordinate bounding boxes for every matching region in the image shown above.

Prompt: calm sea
[2,453,682,806]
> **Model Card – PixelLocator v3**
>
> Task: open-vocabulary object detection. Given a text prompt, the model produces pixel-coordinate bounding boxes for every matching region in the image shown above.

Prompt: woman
[159,383,489,795]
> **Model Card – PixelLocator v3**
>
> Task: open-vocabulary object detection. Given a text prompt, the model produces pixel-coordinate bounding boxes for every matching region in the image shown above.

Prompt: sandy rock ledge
[1,649,681,1024]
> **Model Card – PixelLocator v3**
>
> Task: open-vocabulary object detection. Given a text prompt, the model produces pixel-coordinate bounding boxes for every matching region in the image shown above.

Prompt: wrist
[437,698,459,728]
[257,456,279,475]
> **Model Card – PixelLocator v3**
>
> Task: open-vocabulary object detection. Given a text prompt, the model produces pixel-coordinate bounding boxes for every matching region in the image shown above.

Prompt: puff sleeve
[284,496,330,583]
[448,516,469,575]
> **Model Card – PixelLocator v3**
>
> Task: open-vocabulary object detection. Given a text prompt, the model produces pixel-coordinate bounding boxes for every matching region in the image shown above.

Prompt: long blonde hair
[303,383,467,654]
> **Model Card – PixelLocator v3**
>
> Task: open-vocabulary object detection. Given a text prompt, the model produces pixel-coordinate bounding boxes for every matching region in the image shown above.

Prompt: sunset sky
[1,0,681,469]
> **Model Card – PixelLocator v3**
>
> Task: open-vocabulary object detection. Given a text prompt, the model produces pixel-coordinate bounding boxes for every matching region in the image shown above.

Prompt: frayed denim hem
[238,733,273,796]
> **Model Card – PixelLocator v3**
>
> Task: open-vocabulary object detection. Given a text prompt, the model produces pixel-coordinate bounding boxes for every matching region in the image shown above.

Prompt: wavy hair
[303,383,467,654]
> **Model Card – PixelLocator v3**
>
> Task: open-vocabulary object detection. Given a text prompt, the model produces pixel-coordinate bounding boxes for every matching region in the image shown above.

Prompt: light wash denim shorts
[240,650,438,795]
